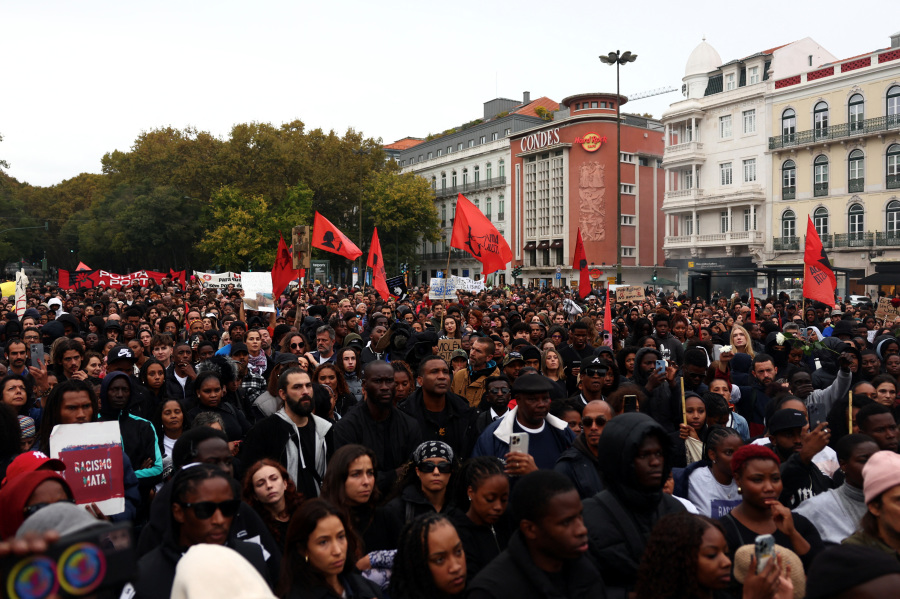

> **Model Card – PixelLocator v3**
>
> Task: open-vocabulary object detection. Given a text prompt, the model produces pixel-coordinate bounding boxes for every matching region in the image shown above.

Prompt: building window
[504,128,511,136]
[486,163,492,180]
[719,115,732,138]
[474,165,480,184]
[725,73,736,90]
[743,158,757,183]
[431,176,436,190]
[888,86,900,119]
[743,209,757,231]
[620,152,635,163]
[848,94,865,132]
[620,184,635,194]
[621,215,636,225]
[479,136,486,144]
[814,207,829,236]
[720,211,731,233]
[742,109,756,133]
[814,155,829,196]
[447,146,452,154]
[468,140,474,148]
[720,162,733,185]
[639,156,649,166]
[441,203,447,225]
[451,171,457,187]
[462,169,468,186]
[437,149,442,157]
[887,200,900,235]
[683,214,694,236]
[427,152,433,160]
[848,150,865,192]
[848,203,865,237]
[441,174,446,190]
[400,160,405,166]
[782,210,796,239]
[782,160,796,199]
[457,143,463,151]
[486,198,492,218]
[748,66,760,84]
[589,101,597,108]
[498,196,505,219]
[684,169,693,190]
[888,144,900,189]
[622,247,635,257]
[814,101,829,138]
[782,108,796,141]
[498,160,505,178]
[492,132,498,141]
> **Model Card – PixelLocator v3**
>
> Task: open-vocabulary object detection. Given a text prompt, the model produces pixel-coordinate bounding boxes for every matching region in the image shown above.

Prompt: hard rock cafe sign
[575,132,607,152]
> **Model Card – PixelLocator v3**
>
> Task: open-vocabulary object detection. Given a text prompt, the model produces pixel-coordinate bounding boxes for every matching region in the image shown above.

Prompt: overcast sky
[0,1,890,187]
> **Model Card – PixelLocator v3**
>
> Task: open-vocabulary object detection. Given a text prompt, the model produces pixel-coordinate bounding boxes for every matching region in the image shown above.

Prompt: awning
[523,241,537,250]
[857,273,899,285]
[537,241,551,250]
[550,240,564,249]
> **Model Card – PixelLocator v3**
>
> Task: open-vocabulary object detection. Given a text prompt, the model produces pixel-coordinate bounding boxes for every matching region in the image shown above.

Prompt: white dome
[685,40,722,77]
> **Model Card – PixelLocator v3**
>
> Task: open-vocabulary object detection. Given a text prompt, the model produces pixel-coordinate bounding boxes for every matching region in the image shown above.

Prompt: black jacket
[187,401,252,441]
[332,403,423,494]
[554,434,604,499]
[558,343,596,396]
[775,446,836,508]
[450,511,514,583]
[467,530,606,599]
[384,484,460,527]
[164,364,195,401]
[632,347,681,433]
[583,413,685,599]
[349,502,403,554]
[397,387,478,459]
[285,571,383,599]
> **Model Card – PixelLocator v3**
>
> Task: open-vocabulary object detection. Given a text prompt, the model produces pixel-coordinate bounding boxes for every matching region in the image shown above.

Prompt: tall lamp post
[599,50,637,284]
[353,148,371,288]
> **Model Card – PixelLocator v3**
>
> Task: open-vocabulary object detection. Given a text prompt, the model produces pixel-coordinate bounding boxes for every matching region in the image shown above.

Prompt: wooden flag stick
[681,375,687,425]
[848,390,854,433]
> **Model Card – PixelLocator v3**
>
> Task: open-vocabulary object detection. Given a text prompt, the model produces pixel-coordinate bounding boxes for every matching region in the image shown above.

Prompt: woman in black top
[385,441,458,527]
[243,458,304,549]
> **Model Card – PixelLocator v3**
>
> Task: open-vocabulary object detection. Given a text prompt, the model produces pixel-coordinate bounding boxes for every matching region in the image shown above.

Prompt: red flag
[312,212,363,260]
[271,234,300,299]
[76,262,91,271]
[367,227,390,301]
[749,288,756,323]
[169,269,186,287]
[603,287,613,347]
[573,228,589,299]
[450,194,512,275]
[803,216,837,307]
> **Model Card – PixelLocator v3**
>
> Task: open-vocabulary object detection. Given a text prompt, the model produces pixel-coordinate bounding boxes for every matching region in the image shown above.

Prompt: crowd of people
[1,278,900,599]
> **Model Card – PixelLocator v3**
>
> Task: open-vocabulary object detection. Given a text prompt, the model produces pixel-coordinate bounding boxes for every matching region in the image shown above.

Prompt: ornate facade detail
[579,162,606,242]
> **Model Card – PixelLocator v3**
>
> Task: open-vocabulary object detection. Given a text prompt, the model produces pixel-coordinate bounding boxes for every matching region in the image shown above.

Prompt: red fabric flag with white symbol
[573,228,589,299]
[367,227,390,300]
[449,194,512,275]
[312,212,362,260]
[803,216,836,307]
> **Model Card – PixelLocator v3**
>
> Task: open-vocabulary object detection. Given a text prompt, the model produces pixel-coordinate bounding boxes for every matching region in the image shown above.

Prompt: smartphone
[29,343,45,368]
[754,533,776,574]
[1,521,135,598]
[655,359,667,376]
[624,395,638,413]
[509,433,530,456]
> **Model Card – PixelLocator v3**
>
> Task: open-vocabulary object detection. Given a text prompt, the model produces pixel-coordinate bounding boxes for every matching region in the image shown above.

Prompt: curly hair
[634,512,725,599]
[389,513,458,599]
[730,444,780,476]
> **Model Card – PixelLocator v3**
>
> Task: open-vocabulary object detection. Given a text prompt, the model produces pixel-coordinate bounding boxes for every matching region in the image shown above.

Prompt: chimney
[523,91,531,104]
[892,31,900,49]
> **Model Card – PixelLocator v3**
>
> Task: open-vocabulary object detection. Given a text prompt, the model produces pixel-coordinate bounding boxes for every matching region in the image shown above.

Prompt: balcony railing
[849,179,865,193]
[769,114,900,149]
[434,176,507,198]
[782,186,796,200]
[888,175,900,190]
[833,232,873,248]
[814,182,828,197]
[773,236,800,251]
[876,231,900,246]
[497,213,505,221]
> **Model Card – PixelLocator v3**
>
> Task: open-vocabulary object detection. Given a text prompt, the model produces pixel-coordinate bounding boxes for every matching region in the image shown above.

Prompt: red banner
[367,227,390,301]
[312,211,363,260]
[450,194,512,275]
[803,216,837,308]
[573,228,589,299]
[58,269,176,290]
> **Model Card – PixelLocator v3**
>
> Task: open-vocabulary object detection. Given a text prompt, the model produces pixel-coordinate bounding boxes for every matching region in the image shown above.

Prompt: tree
[0,133,9,172]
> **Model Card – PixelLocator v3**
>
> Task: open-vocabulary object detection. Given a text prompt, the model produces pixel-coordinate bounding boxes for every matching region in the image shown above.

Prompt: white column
[665,214,670,237]
[692,209,697,238]
[691,164,697,189]
[665,169,670,192]
[751,204,757,240]
[665,124,670,147]
[691,117,696,142]
[727,206,732,239]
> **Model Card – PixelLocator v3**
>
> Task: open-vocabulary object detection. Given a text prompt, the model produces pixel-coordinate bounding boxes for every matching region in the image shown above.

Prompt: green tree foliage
[0,174,41,266]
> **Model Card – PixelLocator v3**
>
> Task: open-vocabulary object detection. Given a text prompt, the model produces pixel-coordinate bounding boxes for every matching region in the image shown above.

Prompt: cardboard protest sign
[193,271,243,289]
[429,278,457,300]
[437,338,462,362]
[50,421,125,515]
[615,285,645,303]
[876,297,898,320]
[240,272,276,313]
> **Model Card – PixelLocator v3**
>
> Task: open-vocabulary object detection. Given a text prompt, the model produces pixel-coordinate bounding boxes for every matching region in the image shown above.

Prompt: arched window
[486,197,492,219]
[814,101,829,138]
[782,109,796,141]
[886,200,900,236]
[888,144,900,189]
[486,162,492,180]
[441,172,447,190]
[848,150,865,193]
[848,203,865,238]
[813,207,829,236]
[782,210,797,240]
[462,168,468,186]
[848,94,865,132]
[474,165,480,184]
[782,160,796,199]
[431,176,436,191]
[888,86,900,121]
[451,170,457,188]
[814,155,829,197]
[441,203,447,225]
[498,160,506,178]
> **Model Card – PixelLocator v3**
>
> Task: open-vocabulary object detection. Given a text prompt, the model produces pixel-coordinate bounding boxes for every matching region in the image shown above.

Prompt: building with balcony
[397,92,556,285]
[507,93,665,289]
[662,37,838,298]
[767,30,900,296]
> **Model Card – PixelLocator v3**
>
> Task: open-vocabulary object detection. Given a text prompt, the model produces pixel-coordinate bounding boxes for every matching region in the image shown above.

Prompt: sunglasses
[177,499,241,519]
[582,416,608,428]
[416,461,453,474]
[488,387,510,395]
[582,367,609,378]
[291,342,305,349]
[24,499,76,519]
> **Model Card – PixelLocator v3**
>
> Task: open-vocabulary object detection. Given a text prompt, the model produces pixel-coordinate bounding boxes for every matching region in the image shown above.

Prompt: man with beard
[240,368,333,499]
[737,353,779,437]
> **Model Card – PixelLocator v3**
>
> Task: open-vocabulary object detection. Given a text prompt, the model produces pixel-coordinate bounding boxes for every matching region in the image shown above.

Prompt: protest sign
[50,421,125,515]
[193,271,243,289]
[429,276,486,300]
[240,272,276,312]
[876,297,898,320]
[615,285,645,303]
[437,338,462,362]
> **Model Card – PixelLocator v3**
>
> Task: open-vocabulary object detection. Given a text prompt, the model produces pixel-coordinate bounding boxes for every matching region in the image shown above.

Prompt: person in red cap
[0,470,74,539]
[1,450,65,487]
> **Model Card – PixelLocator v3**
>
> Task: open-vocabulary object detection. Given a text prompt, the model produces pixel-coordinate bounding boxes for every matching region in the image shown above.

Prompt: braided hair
[702,426,741,464]
[389,513,459,599]
[454,456,507,511]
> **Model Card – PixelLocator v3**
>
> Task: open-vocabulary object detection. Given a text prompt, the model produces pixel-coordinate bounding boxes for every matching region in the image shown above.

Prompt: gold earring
[737,486,742,494]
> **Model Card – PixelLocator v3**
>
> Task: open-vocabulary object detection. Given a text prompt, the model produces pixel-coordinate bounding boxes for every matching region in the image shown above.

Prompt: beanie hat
[16,501,110,539]
[806,545,900,599]
[862,450,900,504]
[18,415,36,439]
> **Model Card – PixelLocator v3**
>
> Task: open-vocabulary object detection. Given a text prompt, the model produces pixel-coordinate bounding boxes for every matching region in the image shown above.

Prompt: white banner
[240,272,275,313]
[194,271,243,288]
[429,276,486,299]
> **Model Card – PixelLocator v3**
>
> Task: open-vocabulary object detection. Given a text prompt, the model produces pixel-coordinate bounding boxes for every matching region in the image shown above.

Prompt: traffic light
[652,269,658,282]
[511,266,522,278]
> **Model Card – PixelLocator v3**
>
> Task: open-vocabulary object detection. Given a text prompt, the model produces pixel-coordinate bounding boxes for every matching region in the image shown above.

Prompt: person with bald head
[554,400,613,498]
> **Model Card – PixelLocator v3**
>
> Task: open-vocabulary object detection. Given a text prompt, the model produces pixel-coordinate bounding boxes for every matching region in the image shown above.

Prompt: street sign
[589,269,602,279]
[436,271,443,278]
[556,265,562,273]
[555,273,561,280]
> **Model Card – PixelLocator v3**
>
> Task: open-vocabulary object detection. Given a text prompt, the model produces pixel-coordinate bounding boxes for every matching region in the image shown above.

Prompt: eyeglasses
[416,461,453,474]
[24,499,76,519]
[582,367,609,378]
[177,499,241,519]
[582,416,608,428]
[291,343,305,349]
[487,387,510,395]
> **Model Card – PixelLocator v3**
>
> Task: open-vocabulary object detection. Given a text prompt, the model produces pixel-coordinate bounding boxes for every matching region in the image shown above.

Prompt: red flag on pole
[271,234,300,299]
[450,194,512,275]
[573,228,589,299]
[603,286,613,347]
[312,212,363,260]
[76,262,91,272]
[750,288,756,324]
[803,216,837,307]
[367,227,390,301]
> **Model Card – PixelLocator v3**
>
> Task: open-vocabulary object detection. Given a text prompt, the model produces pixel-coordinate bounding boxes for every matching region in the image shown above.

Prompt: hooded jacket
[99,371,163,480]
[583,413,685,599]
[451,359,501,407]
[632,347,680,433]
[554,433,604,499]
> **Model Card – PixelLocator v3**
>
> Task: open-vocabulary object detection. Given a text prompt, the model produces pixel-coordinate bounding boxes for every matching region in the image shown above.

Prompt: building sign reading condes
[519,128,561,152]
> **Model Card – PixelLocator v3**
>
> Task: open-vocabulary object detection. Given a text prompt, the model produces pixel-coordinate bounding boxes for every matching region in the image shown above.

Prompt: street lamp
[353,148,371,288]
[599,50,637,285]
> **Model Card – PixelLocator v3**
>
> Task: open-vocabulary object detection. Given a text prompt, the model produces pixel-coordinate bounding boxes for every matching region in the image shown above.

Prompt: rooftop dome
[685,39,722,77]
